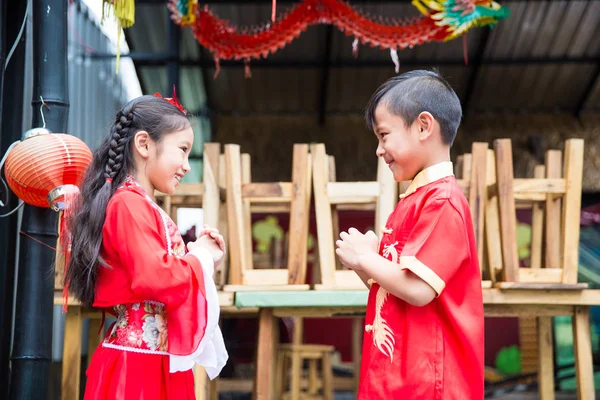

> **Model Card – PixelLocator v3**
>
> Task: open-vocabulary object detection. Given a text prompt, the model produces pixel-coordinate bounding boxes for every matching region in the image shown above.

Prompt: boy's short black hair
[365,69,462,145]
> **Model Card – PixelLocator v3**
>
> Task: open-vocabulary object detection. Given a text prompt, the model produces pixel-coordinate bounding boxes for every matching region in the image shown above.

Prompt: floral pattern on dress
[104,301,168,352]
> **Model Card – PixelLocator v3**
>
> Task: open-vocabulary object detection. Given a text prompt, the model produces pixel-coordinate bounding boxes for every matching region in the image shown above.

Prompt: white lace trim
[169,247,228,379]
[151,203,173,256]
[102,342,170,356]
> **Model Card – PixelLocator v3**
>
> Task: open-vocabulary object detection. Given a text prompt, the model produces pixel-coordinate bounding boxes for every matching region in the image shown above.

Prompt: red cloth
[84,178,208,400]
[358,167,484,399]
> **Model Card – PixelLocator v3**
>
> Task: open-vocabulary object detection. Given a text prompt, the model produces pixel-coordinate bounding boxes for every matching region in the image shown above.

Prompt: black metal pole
[0,0,28,397]
[167,11,181,93]
[8,0,68,398]
[0,0,5,117]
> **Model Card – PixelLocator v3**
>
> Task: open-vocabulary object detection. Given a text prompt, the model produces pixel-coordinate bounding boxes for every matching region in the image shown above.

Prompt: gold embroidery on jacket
[365,241,398,363]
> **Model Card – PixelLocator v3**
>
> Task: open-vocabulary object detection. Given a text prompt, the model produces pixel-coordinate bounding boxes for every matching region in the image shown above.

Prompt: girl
[65,95,227,399]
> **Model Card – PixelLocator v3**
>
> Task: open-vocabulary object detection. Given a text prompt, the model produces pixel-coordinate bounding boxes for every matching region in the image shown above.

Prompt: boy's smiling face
[373,105,424,182]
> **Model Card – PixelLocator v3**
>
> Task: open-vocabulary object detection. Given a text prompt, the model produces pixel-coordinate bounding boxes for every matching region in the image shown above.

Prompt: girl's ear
[133,131,151,159]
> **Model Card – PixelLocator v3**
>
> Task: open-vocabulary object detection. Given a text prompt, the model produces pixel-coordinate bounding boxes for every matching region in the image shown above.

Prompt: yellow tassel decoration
[102,0,135,74]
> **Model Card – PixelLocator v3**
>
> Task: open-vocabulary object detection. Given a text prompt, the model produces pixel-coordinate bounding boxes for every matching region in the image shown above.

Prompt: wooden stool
[276,344,334,400]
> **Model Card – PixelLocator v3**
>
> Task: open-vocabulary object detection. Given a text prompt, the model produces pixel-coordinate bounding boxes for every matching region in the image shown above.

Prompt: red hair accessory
[154,86,187,115]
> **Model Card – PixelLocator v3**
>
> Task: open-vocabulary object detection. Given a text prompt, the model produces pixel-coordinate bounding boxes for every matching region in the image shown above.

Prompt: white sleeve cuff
[169,247,228,379]
[187,247,215,276]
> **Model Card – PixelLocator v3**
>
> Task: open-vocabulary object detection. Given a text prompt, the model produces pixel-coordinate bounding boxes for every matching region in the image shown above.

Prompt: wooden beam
[561,139,584,284]
[287,144,312,285]
[242,182,293,202]
[494,139,519,282]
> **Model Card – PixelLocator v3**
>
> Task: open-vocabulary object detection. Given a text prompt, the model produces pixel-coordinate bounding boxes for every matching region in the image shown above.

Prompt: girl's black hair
[65,95,190,307]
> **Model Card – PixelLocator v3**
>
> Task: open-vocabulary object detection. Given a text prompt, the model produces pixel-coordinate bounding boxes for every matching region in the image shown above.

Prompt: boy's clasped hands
[335,227,379,271]
[187,224,226,267]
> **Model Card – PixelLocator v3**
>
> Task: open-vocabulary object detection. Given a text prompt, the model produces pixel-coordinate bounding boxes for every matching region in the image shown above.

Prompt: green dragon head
[412,0,510,41]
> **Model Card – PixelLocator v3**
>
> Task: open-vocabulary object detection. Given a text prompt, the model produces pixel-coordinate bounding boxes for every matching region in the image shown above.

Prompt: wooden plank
[288,144,312,285]
[242,182,293,202]
[495,282,588,290]
[244,269,289,285]
[250,204,291,213]
[513,178,566,195]
[225,145,247,285]
[462,153,472,182]
[156,183,205,198]
[530,166,545,269]
[469,143,488,273]
[352,318,363,393]
[519,317,538,374]
[194,365,209,400]
[322,352,334,400]
[217,291,234,306]
[561,139,584,284]
[375,156,397,239]
[537,316,555,400]
[254,308,276,400]
[314,270,366,290]
[202,143,221,229]
[457,179,469,196]
[484,304,572,317]
[573,306,595,399]
[327,182,380,204]
[329,155,342,271]
[224,284,310,293]
[494,139,519,282]
[482,288,600,305]
[311,144,336,288]
[209,379,219,400]
[455,155,464,179]
[167,196,203,207]
[485,150,503,284]
[519,268,563,283]
[216,153,229,287]
[61,306,82,400]
[545,150,562,271]
[241,153,254,274]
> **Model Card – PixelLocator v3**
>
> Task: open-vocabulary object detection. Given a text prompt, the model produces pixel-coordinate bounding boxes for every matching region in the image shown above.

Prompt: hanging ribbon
[102,0,135,74]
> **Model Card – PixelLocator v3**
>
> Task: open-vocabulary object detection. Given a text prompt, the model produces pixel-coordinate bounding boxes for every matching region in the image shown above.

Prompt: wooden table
[234,289,600,400]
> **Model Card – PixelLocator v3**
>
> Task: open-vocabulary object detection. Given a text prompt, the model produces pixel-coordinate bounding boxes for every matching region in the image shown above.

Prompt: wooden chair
[487,138,586,288]
[276,344,334,400]
[274,318,334,400]
[486,138,595,400]
[223,143,312,291]
[311,143,397,290]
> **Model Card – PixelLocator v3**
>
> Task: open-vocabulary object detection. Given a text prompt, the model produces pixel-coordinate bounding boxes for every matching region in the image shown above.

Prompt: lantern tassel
[60,188,79,313]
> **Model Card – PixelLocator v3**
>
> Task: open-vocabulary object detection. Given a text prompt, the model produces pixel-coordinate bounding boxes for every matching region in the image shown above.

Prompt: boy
[335,70,484,399]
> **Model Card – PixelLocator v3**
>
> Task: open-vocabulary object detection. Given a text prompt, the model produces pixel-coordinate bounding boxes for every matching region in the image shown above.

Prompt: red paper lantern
[3,128,92,211]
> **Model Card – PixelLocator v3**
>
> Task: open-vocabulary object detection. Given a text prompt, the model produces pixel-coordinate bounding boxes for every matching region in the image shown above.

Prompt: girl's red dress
[83,177,227,400]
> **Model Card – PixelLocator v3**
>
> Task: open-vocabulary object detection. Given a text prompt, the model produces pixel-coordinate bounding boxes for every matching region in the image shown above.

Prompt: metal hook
[39,96,47,128]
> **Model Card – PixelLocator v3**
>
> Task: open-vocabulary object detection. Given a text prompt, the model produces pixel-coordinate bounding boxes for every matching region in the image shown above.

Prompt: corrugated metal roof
[125,0,600,116]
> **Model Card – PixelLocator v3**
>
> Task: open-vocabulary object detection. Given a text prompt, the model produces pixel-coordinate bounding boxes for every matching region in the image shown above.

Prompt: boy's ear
[133,131,151,159]
[417,112,435,141]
